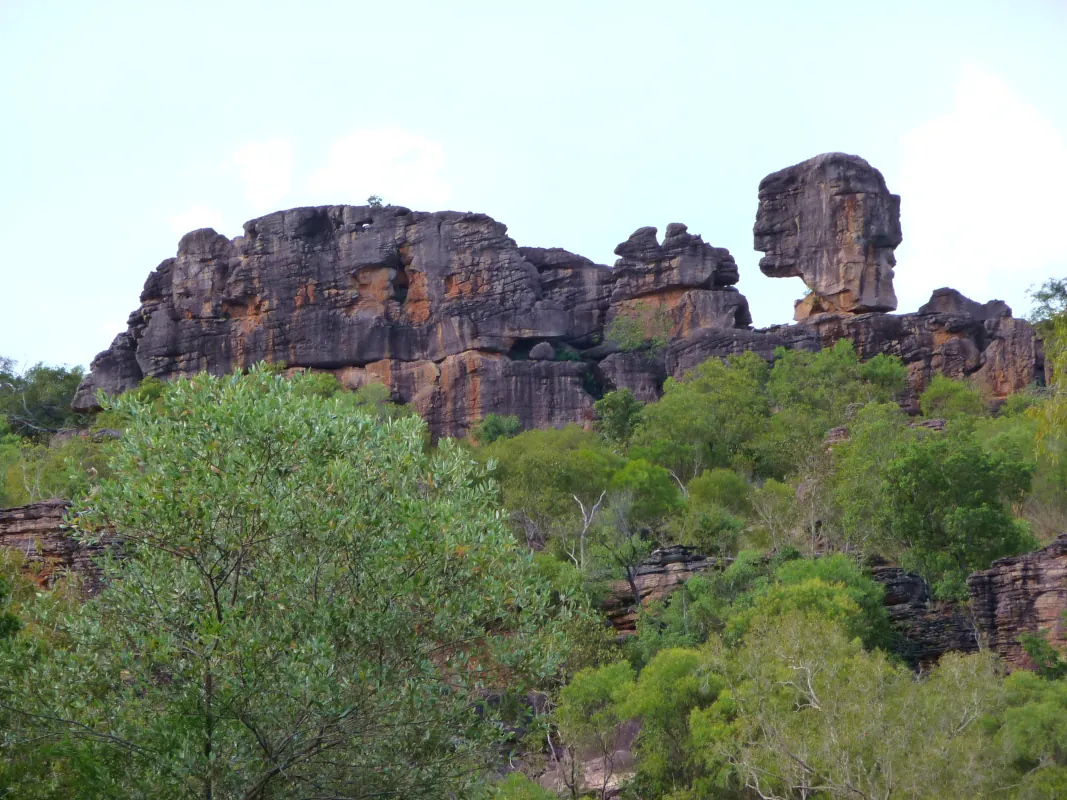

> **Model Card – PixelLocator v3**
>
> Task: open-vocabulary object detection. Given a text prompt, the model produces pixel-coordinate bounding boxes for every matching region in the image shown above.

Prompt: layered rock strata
[0,500,108,593]
[871,566,979,669]
[75,154,1043,437]
[600,546,718,633]
[73,209,751,438]
[969,534,1067,670]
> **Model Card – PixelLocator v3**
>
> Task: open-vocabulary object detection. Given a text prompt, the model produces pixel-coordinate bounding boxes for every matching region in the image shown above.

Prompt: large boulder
[754,153,902,319]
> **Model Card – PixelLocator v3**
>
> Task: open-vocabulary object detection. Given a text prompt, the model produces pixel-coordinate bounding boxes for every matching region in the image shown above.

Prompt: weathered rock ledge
[74,154,1043,438]
[969,534,1067,670]
[598,538,1067,673]
[0,500,108,593]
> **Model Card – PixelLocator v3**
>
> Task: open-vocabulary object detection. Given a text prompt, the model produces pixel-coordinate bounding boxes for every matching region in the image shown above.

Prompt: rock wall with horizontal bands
[969,534,1067,670]
[0,500,108,593]
[74,154,1043,438]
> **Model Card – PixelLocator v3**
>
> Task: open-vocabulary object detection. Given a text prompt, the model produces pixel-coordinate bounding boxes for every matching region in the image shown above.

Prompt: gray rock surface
[754,153,902,319]
[74,154,1042,437]
[529,341,555,361]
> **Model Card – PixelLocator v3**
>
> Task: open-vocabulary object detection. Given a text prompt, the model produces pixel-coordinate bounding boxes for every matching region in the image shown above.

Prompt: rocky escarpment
[6,504,1067,675]
[0,500,108,592]
[75,153,1043,437]
[74,209,749,438]
[969,535,1067,670]
[598,548,982,669]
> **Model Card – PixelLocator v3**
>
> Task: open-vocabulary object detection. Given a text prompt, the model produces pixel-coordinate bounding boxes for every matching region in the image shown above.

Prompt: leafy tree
[618,647,723,796]
[881,424,1035,598]
[554,660,635,799]
[992,669,1067,797]
[919,375,988,419]
[0,367,568,799]
[608,458,681,531]
[857,352,910,397]
[672,502,744,557]
[830,401,913,551]
[725,555,891,650]
[0,358,86,439]
[487,772,558,799]
[593,389,642,447]
[366,194,384,208]
[977,406,1067,542]
[632,352,770,481]
[749,478,798,552]
[0,575,19,641]
[634,550,776,662]
[482,426,623,556]
[686,468,750,515]
[698,612,1006,800]
[1020,626,1067,681]
[475,413,523,444]
[1028,276,1067,336]
[1,433,115,507]
[767,340,904,422]
[0,419,21,507]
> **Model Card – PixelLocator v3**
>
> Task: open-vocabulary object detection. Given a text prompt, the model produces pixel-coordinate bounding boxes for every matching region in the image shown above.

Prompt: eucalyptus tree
[0,367,570,799]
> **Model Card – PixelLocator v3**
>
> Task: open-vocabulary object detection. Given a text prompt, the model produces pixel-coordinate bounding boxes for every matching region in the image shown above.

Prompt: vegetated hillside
[1,154,1067,796]
[4,304,1067,797]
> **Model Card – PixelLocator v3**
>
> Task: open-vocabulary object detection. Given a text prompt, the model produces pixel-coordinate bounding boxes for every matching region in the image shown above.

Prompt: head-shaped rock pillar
[753,153,901,320]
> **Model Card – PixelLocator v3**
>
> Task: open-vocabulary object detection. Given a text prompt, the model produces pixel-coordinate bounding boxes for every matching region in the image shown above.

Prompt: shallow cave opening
[507,338,543,360]
[392,263,410,303]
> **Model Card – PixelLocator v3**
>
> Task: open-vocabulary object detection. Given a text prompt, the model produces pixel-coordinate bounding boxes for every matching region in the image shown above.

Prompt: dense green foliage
[0,368,573,798]
[8,305,1067,798]
[0,358,85,440]
[475,413,523,444]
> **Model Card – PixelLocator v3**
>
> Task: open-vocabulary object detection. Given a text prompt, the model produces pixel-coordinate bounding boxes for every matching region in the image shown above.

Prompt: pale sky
[2,0,1066,370]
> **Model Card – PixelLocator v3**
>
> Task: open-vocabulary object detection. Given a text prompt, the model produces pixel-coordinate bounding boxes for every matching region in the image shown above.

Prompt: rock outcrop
[754,152,901,320]
[75,153,1043,437]
[0,500,108,592]
[969,535,1067,670]
[73,210,756,438]
[871,566,980,669]
[600,546,718,633]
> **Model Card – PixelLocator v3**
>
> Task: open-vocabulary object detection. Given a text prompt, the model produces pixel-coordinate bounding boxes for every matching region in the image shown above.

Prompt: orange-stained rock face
[755,152,901,317]
[74,156,1044,439]
[0,500,110,593]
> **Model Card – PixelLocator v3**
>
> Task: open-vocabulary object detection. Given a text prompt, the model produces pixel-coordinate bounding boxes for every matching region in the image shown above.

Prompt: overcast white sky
[2,0,1066,369]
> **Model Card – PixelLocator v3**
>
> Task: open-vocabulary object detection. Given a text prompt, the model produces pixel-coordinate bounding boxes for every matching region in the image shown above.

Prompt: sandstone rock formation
[871,565,979,669]
[969,534,1067,670]
[73,209,755,437]
[0,500,108,592]
[600,545,718,633]
[754,153,901,320]
[74,153,1042,437]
